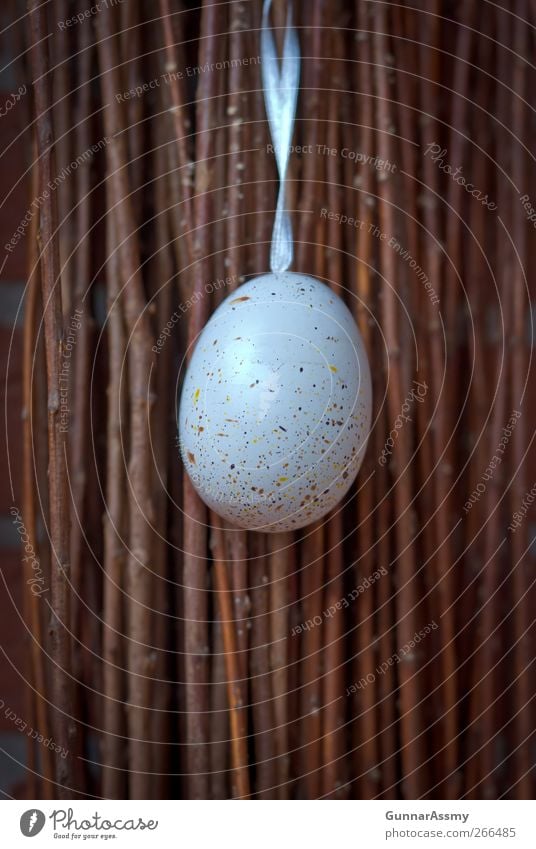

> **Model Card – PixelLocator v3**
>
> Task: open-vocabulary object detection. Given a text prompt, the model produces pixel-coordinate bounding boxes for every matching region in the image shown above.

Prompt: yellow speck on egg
[193,388,200,403]
[278,476,288,483]
[329,365,338,373]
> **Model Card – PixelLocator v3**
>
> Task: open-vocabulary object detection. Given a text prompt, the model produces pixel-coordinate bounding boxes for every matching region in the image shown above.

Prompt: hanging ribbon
[261,0,300,273]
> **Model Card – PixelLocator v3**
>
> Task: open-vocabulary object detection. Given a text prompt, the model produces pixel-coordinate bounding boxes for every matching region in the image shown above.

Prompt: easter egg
[178,271,372,532]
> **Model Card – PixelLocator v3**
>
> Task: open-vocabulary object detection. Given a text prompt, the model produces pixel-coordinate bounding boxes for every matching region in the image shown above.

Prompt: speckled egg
[178,271,372,532]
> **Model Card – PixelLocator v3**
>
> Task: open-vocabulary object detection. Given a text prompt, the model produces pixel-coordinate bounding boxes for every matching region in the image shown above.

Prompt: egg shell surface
[178,271,372,532]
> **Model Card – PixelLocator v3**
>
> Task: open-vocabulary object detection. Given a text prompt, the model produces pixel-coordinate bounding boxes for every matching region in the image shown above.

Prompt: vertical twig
[250,532,277,798]
[159,0,195,262]
[101,207,127,800]
[96,5,155,799]
[373,3,425,798]
[270,533,293,798]
[52,0,73,319]
[149,139,175,800]
[69,8,93,758]
[23,147,55,799]
[351,1,383,798]
[299,523,324,798]
[180,0,226,798]
[322,32,347,797]
[473,5,513,799]
[28,0,77,796]
[510,0,532,800]
[210,518,251,798]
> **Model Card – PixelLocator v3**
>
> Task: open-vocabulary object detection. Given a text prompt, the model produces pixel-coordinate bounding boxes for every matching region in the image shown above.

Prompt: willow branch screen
[0,0,534,803]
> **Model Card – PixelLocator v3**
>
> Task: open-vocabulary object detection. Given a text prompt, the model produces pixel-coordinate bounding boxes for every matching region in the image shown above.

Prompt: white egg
[178,271,372,532]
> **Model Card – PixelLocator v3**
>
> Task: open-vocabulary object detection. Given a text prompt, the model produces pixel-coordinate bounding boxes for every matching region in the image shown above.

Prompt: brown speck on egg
[187,451,196,465]
[230,296,251,303]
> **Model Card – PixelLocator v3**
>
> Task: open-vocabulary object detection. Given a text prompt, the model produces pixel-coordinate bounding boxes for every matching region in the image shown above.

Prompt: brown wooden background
[0,0,535,800]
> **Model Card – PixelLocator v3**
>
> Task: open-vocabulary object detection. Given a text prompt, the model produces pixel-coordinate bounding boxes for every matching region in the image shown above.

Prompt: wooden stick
[474,6,513,799]
[210,608,230,798]
[351,3,383,797]
[159,0,195,263]
[299,522,324,798]
[96,4,155,799]
[372,2,424,798]
[22,146,55,800]
[439,0,476,796]
[322,34,346,797]
[270,533,293,798]
[52,0,73,320]
[250,532,277,797]
[101,206,127,800]
[463,12,495,796]
[210,517,250,798]
[510,0,532,799]
[180,0,226,798]
[119,0,144,222]
[149,138,175,800]
[69,9,93,770]
[375,432,398,798]
[28,0,77,796]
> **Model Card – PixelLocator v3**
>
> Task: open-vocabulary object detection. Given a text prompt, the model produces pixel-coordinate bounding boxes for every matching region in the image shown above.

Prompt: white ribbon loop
[261,0,300,273]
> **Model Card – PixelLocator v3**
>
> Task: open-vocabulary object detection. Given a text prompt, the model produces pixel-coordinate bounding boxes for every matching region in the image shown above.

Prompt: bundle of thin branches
[21,0,534,801]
